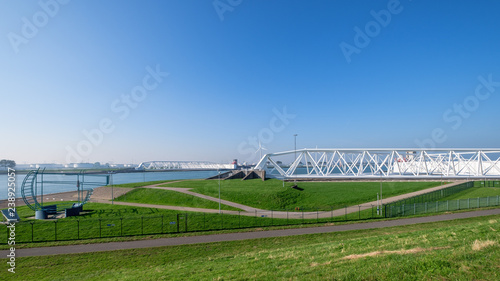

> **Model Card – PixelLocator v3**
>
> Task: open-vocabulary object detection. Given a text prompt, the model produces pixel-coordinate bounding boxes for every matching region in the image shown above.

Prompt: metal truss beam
[254,149,500,179]
[137,161,236,170]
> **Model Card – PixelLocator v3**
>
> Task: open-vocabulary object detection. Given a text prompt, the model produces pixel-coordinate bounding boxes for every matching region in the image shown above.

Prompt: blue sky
[1,0,500,165]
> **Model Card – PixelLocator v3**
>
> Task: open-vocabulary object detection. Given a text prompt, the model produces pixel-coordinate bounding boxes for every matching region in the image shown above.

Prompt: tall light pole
[218,169,221,214]
[379,171,383,215]
[294,134,298,163]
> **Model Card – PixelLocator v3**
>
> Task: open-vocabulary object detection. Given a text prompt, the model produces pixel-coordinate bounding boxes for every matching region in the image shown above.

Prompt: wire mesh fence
[385,195,500,218]
[1,205,384,244]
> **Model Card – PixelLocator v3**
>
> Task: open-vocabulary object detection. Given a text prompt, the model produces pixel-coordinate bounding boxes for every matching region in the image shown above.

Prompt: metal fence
[385,195,500,218]
[384,181,474,210]
[1,205,382,244]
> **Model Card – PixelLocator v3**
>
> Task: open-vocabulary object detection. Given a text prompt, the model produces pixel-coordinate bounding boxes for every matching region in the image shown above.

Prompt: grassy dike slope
[3,215,499,280]
[162,179,443,210]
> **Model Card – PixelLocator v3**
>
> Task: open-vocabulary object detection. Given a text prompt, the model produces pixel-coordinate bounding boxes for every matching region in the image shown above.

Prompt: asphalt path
[3,208,499,258]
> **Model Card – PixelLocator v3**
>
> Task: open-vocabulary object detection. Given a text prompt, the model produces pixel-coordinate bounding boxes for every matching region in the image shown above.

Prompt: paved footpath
[121,181,468,219]
[3,208,499,258]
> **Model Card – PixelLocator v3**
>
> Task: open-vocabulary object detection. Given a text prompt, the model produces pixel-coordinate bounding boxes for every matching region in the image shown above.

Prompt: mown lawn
[3,215,499,280]
[162,179,443,210]
[114,188,241,211]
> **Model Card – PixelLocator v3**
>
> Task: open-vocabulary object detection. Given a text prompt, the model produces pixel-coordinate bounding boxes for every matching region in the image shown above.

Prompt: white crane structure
[136,161,236,170]
[253,149,500,179]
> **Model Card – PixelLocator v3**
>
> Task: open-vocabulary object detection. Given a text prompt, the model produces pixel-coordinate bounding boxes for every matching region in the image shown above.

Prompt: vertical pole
[238,211,241,228]
[358,205,361,220]
[176,214,179,233]
[218,170,221,214]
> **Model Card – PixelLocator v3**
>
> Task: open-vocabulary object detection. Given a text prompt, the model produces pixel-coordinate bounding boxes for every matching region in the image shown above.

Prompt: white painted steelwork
[137,161,236,170]
[253,149,500,179]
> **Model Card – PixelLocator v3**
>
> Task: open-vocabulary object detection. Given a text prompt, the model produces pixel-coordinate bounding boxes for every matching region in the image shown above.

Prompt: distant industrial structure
[254,149,500,179]
[136,160,238,171]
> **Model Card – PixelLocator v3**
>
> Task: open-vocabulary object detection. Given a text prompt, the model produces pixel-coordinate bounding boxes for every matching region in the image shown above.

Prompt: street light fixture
[218,169,221,214]
[294,134,298,163]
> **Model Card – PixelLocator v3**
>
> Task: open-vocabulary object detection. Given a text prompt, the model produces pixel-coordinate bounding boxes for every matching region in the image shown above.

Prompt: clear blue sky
[1,0,500,165]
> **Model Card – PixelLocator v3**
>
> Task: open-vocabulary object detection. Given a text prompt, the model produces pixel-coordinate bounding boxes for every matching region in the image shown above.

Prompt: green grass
[112,180,179,188]
[441,187,500,201]
[2,215,499,280]
[114,188,241,211]
[162,179,443,210]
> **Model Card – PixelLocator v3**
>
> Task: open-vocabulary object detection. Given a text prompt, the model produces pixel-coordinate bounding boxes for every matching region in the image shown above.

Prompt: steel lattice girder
[137,161,235,170]
[254,149,500,179]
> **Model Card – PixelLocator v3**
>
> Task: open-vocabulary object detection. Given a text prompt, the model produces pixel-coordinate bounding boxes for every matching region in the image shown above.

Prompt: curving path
[114,180,468,219]
[3,208,499,257]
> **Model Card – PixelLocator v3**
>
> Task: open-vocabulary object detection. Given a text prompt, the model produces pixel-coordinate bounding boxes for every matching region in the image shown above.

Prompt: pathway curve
[4,208,499,257]
[100,180,468,219]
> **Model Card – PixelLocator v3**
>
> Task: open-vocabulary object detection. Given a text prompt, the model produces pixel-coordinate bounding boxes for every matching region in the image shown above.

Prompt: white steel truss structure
[254,149,500,179]
[137,161,236,170]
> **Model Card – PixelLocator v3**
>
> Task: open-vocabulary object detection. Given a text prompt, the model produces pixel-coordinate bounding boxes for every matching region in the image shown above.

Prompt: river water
[0,170,220,200]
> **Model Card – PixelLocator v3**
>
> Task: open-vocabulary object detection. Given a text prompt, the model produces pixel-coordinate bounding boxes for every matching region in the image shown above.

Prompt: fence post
[477,197,480,208]
[436,201,438,212]
[487,196,489,207]
[239,211,241,228]
[403,204,405,216]
[447,200,449,211]
[457,199,460,210]
[316,208,319,222]
[414,203,416,215]
[176,214,179,233]
[468,198,470,209]
[220,212,222,230]
[358,205,361,220]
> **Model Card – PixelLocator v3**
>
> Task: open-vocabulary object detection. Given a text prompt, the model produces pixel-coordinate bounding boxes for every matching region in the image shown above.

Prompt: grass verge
[162,179,444,210]
[114,188,241,211]
[2,214,499,280]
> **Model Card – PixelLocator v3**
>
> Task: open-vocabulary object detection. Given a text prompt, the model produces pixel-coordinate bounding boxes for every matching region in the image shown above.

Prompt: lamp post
[218,169,221,214]
[294,134,298,162]
[379,171,383,215]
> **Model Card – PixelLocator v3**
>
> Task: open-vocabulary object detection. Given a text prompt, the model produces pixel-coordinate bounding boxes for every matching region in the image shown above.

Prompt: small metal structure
[136,161,236,170]
[254,148,500,179]
[21,169,109,219]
